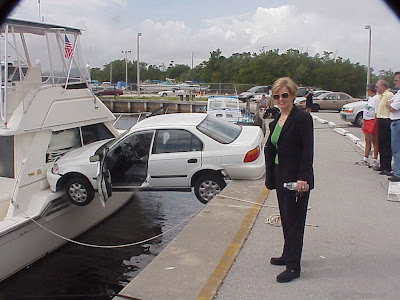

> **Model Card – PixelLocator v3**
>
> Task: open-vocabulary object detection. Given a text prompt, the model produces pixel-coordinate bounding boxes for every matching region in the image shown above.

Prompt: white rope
[265,211,281,226]
[11,202,205,249]
[216,194,318,227]
[216,194,278,208]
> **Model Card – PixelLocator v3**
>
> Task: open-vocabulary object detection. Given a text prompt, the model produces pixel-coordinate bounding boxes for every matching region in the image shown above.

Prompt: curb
[197,187,270,300]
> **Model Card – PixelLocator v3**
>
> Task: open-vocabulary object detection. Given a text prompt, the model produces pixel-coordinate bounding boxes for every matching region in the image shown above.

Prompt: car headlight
[343,107,354,113]
[51,163,59,174]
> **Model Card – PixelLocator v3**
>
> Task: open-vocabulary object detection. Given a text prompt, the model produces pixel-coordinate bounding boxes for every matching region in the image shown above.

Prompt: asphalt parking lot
[312,111,364,140]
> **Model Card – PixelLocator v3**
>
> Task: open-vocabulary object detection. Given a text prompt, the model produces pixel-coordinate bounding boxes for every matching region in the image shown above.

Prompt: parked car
[238,85,270,102]
[340,100,367,127]
[297,92,360,112]
[47,113,265,205]
[294,90,331,106]
[157,90,177,97]
[94,87,123,96]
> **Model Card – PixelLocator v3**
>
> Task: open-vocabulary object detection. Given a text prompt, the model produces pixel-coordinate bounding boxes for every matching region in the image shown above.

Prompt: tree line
[90,48,396,97]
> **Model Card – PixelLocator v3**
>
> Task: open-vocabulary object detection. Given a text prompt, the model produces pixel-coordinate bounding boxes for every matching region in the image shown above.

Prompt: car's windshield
[197,115,242,144]
[247,86,259,92]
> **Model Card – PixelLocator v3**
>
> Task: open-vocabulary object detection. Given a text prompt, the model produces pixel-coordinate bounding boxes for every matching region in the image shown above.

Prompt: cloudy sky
[9,0,400,74]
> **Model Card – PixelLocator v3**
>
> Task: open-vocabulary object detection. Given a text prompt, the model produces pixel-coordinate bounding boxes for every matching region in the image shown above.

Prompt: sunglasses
[273,92,290,100]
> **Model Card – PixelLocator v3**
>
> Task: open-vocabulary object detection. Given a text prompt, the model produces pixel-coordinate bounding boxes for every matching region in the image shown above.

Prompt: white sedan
[47,113,265,205]
[340,100,367,127]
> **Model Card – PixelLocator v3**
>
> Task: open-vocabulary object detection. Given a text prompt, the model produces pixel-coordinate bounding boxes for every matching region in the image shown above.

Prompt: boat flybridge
[0,19,130,281]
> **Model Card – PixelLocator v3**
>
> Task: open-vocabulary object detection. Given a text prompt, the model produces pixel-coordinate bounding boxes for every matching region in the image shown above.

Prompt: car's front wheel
[194,174,226,204]
[352,112,364,127]
[311,104,320,112]
[65,176,95,206]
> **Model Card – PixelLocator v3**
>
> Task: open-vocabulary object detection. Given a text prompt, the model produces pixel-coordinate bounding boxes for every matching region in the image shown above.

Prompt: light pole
[137,33,142,97]
[122,50,131,91]
[365,25,371,98]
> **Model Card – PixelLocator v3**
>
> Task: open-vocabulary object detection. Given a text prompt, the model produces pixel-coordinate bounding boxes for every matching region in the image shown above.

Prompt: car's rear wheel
[162,92,167,97]
[352,112,364,127]
[65,176,95,206]
[311,104,320,112]
[194,174,226,204]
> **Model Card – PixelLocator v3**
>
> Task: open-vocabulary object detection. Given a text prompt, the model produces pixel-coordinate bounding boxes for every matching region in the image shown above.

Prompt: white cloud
[9,0,400,74]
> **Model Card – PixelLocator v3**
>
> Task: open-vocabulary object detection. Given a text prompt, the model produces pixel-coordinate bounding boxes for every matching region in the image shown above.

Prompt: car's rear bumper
[223,159,266,180]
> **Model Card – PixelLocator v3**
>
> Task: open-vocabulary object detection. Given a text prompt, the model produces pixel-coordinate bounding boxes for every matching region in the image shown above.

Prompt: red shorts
[362,119,378,135]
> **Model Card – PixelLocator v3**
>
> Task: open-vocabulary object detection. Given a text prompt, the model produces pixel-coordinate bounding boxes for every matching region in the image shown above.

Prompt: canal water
[0,190,203,299]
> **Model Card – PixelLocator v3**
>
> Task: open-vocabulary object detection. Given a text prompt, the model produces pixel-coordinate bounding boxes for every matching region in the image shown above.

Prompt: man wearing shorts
[356,84,379,167]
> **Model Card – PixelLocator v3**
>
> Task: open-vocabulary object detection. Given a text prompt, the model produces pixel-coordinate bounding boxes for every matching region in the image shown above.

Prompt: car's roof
[133,113,207,130]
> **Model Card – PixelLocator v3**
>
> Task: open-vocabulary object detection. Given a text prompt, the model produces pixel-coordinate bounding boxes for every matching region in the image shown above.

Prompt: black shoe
[379,170,393,176]
[276,268,300,283]
[270,257,286,266]
[373,166,384,171]
[388,176,400,182]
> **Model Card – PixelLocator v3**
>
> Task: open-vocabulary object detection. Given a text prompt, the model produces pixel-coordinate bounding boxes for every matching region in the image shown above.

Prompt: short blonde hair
[271,77,298,97]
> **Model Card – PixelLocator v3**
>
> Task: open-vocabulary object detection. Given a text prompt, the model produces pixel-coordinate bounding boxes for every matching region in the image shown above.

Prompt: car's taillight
[244,146,260,163]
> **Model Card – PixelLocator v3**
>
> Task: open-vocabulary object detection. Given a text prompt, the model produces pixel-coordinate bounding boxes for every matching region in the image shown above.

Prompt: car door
[321,93,338,110]
[146,129,203,188]
[337,93,351,109]
[104,130,155,188]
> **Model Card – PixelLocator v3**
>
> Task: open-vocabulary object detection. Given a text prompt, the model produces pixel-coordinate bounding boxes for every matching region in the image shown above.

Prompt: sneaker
[370,160,379,169]
[355,160,369,166]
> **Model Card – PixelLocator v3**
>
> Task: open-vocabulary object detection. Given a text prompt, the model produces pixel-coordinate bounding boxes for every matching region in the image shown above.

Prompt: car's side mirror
[90,155,100,162]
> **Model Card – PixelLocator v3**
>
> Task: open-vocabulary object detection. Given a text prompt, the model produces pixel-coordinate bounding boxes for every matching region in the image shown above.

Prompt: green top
[271,123,282,164]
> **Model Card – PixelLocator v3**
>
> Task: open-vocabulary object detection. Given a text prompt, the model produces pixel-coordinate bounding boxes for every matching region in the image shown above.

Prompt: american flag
[64,35,73,59]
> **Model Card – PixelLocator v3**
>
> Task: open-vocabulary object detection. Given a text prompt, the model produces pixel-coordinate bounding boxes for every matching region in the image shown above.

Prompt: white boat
[140,78,178,92]
[0,19,132,281]
[206,96,255,124]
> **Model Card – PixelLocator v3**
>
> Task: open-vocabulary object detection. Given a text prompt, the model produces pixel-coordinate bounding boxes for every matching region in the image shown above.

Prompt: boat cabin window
[81,123,114,145]
[46,124,115,162]
[0,136,14,178]
[47,128,81,162]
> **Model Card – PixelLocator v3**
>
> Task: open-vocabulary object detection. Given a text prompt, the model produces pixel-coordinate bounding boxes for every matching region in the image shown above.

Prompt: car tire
[311,104,319,112]
[353,112,364,127]
[194,174,226,204]
[65,176,95,206]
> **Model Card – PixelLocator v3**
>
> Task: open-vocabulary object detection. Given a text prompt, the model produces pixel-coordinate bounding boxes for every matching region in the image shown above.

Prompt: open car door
[101,130,154,190]
[96,147,112,206]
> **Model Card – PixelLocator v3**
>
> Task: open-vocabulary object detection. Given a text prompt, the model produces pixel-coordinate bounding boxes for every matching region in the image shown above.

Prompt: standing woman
[265,77,314,283]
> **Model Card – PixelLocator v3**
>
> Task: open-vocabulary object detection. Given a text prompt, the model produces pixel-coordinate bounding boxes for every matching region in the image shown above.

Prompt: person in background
[257,94,267,110]
[355,84,379,168]
[386,72,400,182]
[305,86,314,113]
[265,77,314,283]
[374,80,394,175]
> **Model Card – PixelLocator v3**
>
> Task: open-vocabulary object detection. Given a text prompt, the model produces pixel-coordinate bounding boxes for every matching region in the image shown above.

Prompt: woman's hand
[296,180,308,192]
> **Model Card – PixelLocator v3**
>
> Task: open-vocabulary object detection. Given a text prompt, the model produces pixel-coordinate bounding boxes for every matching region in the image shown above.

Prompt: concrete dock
[115,114,400,300]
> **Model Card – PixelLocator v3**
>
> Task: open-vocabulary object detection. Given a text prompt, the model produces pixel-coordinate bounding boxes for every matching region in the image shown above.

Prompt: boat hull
[0,191,133,282]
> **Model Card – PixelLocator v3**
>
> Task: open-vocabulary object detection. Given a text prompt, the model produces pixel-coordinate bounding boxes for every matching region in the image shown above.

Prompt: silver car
[297,92,360,112]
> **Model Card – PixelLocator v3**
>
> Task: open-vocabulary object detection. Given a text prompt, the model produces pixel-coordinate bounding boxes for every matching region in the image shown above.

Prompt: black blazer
[265,105,314,191]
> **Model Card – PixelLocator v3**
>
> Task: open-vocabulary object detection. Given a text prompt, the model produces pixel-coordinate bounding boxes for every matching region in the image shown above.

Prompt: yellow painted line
[197,186,270,300]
